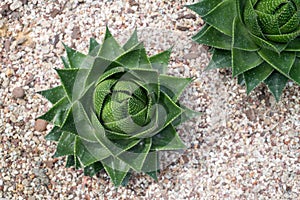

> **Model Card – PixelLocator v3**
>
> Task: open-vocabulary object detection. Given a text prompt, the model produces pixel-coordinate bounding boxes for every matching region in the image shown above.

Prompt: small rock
[6,68,14,77]
[50,8,60,18]
[176,26,189,31]
[10,1,22,11]
[127,8,135,14]
[20,0,28,5]
[52,34,60,47]
[72,26,81,39]
[41,46,50,54]
[184,53,199,59]
[44,160,54,168]
[245,108,256,122]
[12,87,25,98]
[129,0,139,6]
[25,73,35,85]
[4,39,11,51]
[16,37,27,45]
[177,13,196,20]
[0,19,5,28]
[0,4,11,16]
[34,119,48,131]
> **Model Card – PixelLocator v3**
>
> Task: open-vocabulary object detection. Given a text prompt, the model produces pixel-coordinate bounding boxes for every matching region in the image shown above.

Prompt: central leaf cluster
[96,75,151,134]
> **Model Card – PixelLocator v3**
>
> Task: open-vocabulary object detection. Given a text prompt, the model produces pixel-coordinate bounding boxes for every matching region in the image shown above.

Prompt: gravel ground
[0,0,299,199]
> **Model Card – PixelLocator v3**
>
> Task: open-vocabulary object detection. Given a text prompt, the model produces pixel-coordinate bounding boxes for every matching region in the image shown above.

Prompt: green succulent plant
[38,27,197,187]
[187,0,300,101]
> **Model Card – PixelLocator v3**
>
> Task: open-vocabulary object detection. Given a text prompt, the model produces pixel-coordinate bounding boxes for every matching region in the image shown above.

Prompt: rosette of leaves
[38,27,197,187]
[187,0,300,101]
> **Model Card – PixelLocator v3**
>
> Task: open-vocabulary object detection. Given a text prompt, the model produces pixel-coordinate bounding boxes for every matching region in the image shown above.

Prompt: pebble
[4,39,11,51]
[16,37,27,45]
[6,68,14,77]
[184,53,199,60]
[34,119,48,131]
[10,1,23,11]
[71,26,81,39]
[12,87,25,98]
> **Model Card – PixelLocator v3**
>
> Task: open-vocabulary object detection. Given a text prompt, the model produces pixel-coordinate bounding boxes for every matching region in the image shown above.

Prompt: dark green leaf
[75,137,110,167]
[202,0,236,36]
[244,62,274,94]
[173,104,201,126]
[60,107,77,134]
[206,49,231,70]
[118,138,152,172]
[123,28,139,51]
[264,71,288,101]
[185,0,222,17]
[289,57,300,84]
[192,24,232,50]
[159,75,192,101]
[65,155,75,167]
[63,44,94,69]
[45,126,63,141]
[233,16,259,51]
[151,124,186,151]
[96,67,125,85]
[237,74,245,85]
[38,86,65,104]
[250,33,287,53]
[98,27,124,60]
[54,132,76,157]
[55,68,79,100]
[285,38,300,51]
[116,45,151,69]
[232,48,263,76]
[133,92,182,139]
[258,49,296,75]
[149,48,172,74]
[93,79,117,115]
[72,101,98,142]
[102,157,130,187]
[91,112,141,155]
[143,151,159,181]
[84,162,103,177]
[38,96,70,126]
[61,56,71,68]
[88,38,100,56]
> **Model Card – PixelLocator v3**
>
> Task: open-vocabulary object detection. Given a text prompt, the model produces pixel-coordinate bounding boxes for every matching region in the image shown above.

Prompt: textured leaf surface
[206,49,231,70]
[38,86,65,104]
[202,0,236,36]
[264,71,289,101]
[159,75,192,101]
[258,49,296,75]
[192,24,232,50]
[244,62,274,94]
[84,162,103,177]
[232,48,263,76]
[98,27,124,59]
[45,126,63,141]
[38,97,70,126]
[103,157,130,187]
[149,49,171,74]
[151,125,186,151]
[54,132,76,157]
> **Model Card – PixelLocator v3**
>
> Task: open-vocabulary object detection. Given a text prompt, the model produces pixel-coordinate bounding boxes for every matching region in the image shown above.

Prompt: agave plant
[187,0,300,101]
[38,27,197,187]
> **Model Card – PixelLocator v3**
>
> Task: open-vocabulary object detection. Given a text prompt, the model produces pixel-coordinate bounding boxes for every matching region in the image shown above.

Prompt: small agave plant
[38,27,197,187]
[187,0,300,101]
